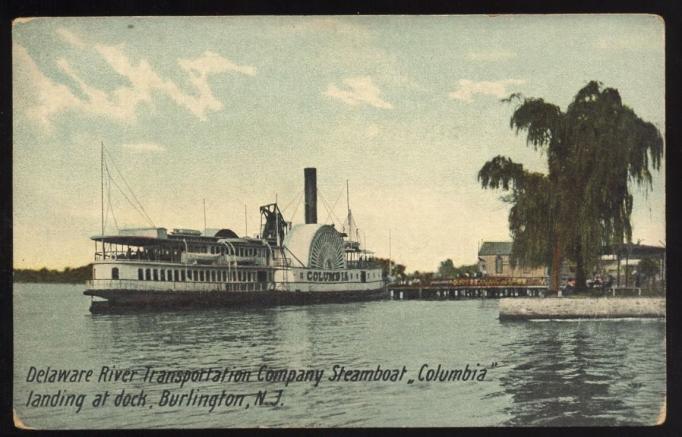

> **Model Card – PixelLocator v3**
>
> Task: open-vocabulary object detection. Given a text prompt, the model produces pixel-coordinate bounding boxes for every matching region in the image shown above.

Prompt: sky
[12,15,665,272]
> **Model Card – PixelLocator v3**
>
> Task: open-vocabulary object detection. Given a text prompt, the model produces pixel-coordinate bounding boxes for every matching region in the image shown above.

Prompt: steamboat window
[232,271,236,281]
[138,268,143,280]
[210,246,214,254]
[168,269,172,281]
[174,270,179,281]
[160,270,165,281]
[199,271,205,282]
[112,267,119,280]
[145,268,151,280]
[181,270,186,281]
[153,269,159,281]
[222,271,226,282]
[211,271,216,282]
[220,247,225,255]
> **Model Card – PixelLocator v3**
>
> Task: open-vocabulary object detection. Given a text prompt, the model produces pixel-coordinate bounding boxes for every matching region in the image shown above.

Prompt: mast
[244,203,248,236]
[100,141,104,238]
[389,228,392,276]
[203,199,207,235]
[275,194,279,246]
[346,179,351,238]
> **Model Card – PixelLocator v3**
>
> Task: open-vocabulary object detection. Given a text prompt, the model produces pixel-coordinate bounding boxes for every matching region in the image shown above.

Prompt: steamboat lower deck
[85,285,388,313]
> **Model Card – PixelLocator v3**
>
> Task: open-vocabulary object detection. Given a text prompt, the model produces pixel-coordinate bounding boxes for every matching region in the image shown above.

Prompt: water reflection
[84,302,373,373]
[15,285,666,428]
[499,320,665,426]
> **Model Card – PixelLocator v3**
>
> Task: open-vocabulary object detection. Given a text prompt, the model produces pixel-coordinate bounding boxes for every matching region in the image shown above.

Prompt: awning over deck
[91,235,184,247]
[601,243,665,258]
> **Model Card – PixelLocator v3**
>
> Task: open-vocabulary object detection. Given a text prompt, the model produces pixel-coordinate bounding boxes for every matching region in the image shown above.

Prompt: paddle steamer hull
[85,287,387,313]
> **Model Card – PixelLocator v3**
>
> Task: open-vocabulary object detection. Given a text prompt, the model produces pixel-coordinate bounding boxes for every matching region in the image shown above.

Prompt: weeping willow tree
[479,81,663,291]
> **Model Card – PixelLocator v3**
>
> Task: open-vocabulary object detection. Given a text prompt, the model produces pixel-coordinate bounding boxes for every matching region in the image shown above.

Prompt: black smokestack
[304,168,317,224]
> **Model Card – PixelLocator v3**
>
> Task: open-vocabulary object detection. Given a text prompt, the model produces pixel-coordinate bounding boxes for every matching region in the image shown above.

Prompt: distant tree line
[394,259,479,284]
[373,257,407,279]
[436,259,479,279]
[13,265,92,283]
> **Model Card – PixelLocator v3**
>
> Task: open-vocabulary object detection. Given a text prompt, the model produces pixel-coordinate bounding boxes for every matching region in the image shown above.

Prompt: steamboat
[84,167,387,313]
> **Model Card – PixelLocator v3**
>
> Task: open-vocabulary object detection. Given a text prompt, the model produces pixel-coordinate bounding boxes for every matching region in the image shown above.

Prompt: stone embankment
[499,297,665,320]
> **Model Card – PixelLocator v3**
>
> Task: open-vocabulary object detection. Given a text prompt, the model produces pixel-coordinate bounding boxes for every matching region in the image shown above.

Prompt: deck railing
[86,279,273,292]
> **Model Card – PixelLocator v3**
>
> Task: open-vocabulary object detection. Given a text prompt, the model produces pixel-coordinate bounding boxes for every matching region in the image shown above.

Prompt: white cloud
[179,50,256,77]
[120,142,166,153]
[466,50,517,61]
[324,76,393,109]
[14,28,257,131]
[14,43,84,131]
[448,79,526,103]
[56,27,86,48]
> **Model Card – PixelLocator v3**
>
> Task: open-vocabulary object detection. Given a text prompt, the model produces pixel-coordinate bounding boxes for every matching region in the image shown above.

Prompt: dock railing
[429,276,548,288]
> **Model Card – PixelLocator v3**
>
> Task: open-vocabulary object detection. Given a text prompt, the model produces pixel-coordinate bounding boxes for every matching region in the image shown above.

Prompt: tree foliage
[479,81,663,290]
[437,259,478,278]
[373,257,407,279]
[14,265,92,283]
[438,259,457,278]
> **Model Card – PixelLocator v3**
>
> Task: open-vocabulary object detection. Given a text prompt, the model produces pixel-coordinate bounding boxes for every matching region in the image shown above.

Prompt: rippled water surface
[14,284,666,428]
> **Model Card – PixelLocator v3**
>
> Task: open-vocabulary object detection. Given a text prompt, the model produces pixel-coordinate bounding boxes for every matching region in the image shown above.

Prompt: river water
[13,283,666,428]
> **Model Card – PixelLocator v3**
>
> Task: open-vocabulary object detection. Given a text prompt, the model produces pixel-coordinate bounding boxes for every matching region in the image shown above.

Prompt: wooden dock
[387,285,546,300]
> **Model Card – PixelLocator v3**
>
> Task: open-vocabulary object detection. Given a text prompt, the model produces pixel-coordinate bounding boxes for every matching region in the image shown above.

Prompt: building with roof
[477,241,547,278]
[598,243,665,289]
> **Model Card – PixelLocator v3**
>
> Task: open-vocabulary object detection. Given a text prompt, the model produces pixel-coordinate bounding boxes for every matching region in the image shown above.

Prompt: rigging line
[106,151,155,228]
[321,191,339,224]
[106,168,120,231]
[103,177,110,233]
[106,165,156,228]
[281,189,303,214]
[289,190,304,222]
[316,188,332,220]
[326,187,345,224]
[317,189,342,225]
[103,147,156,227]
[105,162,145,227]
